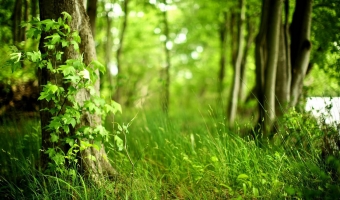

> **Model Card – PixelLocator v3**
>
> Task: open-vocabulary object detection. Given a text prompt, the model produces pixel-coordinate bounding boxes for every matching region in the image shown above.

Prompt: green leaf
[66,138,74,147]
[61,11,72,23]
[111,100,122,114]
[71,40,79,51]
[26,51,41,62]
[61,39,69,47]
[58,64,75,76]
[114,135,124,151]
[42,19,55,31]
[51,133,59,142]
[87,155,97,162]
[211,156,219,162]
[91,60,106,73]
[237,174,249,180]
[56,51,64,61]
[72,31,81,43]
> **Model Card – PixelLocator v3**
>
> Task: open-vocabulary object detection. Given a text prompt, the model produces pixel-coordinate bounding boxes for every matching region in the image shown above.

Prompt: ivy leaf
[45,33,61,45]
[61,39,69,47]
[51,133,59,142]
[56,51,64,61]
[42,19,55,31]
[111,100,122,114]
[61,11,72,23]
[59,64,75,76]
[66,138,74,147]
[71,40,79,51]
[72,31,81,43]
[91,60,106,73]
[26,51,42,62]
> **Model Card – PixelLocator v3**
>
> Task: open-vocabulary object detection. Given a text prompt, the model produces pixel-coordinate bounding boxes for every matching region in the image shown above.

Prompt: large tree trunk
[38,0,116,180]
[228,0,245,126]
[289,0,312,107]
[255,0,312,137]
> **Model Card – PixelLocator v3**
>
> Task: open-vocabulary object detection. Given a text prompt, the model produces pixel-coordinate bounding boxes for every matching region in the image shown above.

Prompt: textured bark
[290,0,312,107]
[275,24,289,117]
[12,0,25,43]
[255,0,269,130]
[228,0,245,126]
[263,0,282,135]
[38,0,116,180]
[275,0,291,117]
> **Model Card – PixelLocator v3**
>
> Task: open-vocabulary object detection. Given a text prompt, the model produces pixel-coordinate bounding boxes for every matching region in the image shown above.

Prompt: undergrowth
[0,107,339,199]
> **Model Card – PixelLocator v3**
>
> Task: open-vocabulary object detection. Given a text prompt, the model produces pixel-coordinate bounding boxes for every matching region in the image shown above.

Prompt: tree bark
[12,0,24,44]
[290,0,312,107]
[275,0,291,117]
[228,0,245,126]
[255,0,269,132]
[38,0,117,180]
[263,0,282,136]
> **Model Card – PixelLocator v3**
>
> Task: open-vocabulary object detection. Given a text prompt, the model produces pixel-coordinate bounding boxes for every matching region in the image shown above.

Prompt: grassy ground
[0,107,339,199]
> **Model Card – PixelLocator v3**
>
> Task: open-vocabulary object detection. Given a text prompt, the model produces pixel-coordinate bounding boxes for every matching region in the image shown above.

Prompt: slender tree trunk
[218,11,228,101]
[263,0,282,136]
[38,0,117,180]
[238,17,255,103]
[31,0,38,18]
[161,0,171,114]
[12,0,23,44]
[228,0,245,126]
[275,0,291,117]
[255,0,269,132]
[114,0,129,103]
[290,0,312,107]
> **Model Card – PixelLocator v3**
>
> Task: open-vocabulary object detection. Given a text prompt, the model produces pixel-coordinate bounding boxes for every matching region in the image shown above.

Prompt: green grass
[0,108,339,199]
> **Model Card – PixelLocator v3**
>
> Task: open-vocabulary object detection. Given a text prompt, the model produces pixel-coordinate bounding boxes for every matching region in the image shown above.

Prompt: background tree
[255,0,312,136]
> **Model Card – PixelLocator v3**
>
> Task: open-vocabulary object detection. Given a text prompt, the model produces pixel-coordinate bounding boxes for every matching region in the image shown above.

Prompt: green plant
[8,12,122,173]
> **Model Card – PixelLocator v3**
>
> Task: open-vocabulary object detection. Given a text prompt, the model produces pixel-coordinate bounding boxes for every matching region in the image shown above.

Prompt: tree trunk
[255,0,269,133]
[275,0,291,117]
[290,0,312,107]
[114,0,129,103]
[263,0,282,136]
[12,0,24,44]
[218,11,228,102]
[238,20,255,103]
[228,0,245,126]
[161,0,171,114]
[38,0,117,180]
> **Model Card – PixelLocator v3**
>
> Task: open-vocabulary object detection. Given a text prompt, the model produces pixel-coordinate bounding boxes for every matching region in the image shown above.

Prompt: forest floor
[0,107,339,199]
